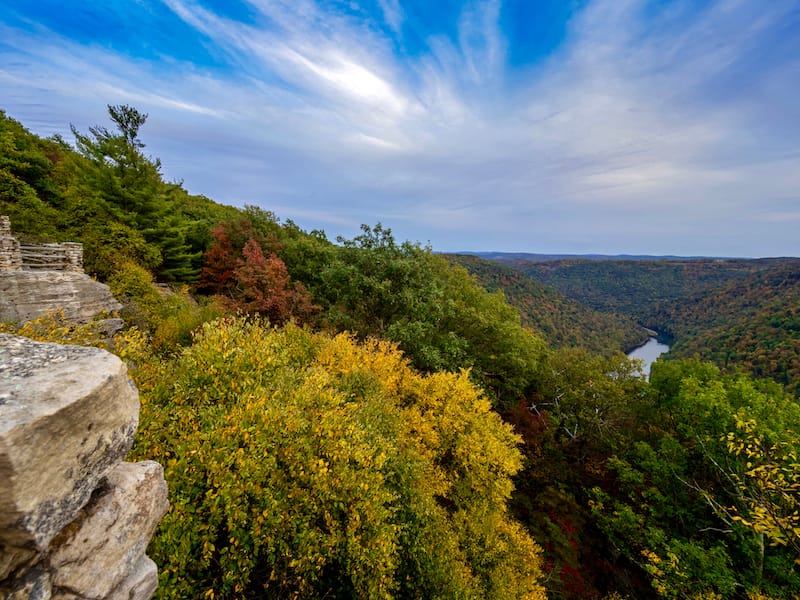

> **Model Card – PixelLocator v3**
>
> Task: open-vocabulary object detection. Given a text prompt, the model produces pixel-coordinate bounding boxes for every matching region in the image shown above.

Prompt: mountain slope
[654,264,800,395]
[446,254,648,354]
[495,256,790,318]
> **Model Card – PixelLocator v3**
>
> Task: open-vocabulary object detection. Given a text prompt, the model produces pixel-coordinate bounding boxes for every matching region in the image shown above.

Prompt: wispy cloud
[0,0,797,255]
[378,0,404,35]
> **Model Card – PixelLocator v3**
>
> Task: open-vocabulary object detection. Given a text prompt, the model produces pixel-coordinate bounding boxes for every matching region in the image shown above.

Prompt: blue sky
[1,0,798,256]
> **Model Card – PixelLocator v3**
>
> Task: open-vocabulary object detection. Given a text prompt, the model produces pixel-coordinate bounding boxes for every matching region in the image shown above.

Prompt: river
[627,337,670,379]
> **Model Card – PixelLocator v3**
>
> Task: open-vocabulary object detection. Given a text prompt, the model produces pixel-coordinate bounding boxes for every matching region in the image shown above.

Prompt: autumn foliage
[129,318,547,599]
[200,223,316,325]
[5,106,800,599]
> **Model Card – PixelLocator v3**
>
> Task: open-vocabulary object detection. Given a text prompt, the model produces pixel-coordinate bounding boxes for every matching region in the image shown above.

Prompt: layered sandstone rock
[0,271,122,324]
[49,462,167,600]
[0,216,22,271]
[0,334,168,600]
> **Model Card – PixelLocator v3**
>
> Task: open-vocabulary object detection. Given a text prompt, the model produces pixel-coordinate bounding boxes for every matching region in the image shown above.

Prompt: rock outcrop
[0,271,122,324]
[0,216,120,325]
[0,334,168,600]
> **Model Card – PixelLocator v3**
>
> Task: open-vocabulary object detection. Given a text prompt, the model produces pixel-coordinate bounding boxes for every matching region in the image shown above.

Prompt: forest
[444,254,648,355]
[1,106,799,599]
[486,255,800,398]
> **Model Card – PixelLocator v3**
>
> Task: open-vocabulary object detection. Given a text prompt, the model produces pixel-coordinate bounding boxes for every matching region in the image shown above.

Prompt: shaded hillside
[466,251,716,262]
[447,254,648,354]
[654,264,800,395]
[496,257,790,319]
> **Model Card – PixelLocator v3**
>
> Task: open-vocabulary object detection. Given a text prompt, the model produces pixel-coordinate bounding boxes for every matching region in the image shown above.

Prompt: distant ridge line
[452,251,751,262]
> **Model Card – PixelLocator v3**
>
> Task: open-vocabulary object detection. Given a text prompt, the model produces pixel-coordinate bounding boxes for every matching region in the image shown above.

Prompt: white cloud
[0,0,797,255]
[377,0,403,35]
[456,0,504,85]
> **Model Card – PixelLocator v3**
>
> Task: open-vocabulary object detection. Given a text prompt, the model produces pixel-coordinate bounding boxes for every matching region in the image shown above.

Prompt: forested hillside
[0,108,241,281]
[446,254,648,353]
[499,256,788,318]
[492,254,800,395]
[653,265,800,395]
[2,106,799,599]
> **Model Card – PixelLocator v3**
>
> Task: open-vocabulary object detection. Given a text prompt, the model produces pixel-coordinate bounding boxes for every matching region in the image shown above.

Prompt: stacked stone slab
[0,216,22,271]
[0,217,121,324]
[59,243,83,273]
[0,271,123,324]
[0,217,83,273]
[0,334,168,600]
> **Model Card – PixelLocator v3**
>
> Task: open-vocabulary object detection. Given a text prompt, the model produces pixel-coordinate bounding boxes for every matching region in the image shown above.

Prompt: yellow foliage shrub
[0,309,111,348]
[131,317,546,599]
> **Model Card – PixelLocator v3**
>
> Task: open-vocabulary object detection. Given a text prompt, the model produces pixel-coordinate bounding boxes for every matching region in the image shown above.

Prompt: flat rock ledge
[0,334,168,600]
[0,271,122,324]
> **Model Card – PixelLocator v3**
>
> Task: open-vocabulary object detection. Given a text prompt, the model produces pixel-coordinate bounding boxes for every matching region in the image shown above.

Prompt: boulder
[3,565,51,600]
[114,556,159,600]
[0,334,139,573]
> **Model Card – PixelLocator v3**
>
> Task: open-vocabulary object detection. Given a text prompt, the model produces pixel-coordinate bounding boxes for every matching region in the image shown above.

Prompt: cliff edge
[0,334,167,600]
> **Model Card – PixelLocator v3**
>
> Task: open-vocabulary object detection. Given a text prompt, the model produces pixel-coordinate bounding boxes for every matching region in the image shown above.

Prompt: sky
[1,0,799,257]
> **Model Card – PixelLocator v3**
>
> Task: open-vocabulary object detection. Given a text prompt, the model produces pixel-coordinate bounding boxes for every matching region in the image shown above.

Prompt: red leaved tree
[230,239,317,325]
[200,218,317,324]
[199,224,239,296]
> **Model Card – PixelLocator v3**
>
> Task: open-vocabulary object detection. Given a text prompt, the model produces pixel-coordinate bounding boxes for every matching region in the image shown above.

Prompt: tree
[320,225,547,407]
[722,417,800,564]
[584,361,800,598]
[70,105,200,281]
[0,111,64,239]
[200,223,240,296]
[199,220,317,325]
[231,239,316,325]
[142,206,201,282]
[71,104,161,216]
[108,104,147,148]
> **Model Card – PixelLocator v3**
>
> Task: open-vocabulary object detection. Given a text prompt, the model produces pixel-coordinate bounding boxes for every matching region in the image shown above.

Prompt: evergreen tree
[71,105,199,280]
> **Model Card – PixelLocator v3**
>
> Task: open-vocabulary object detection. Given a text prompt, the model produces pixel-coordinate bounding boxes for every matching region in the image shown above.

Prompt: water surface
[627,337,670,379]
